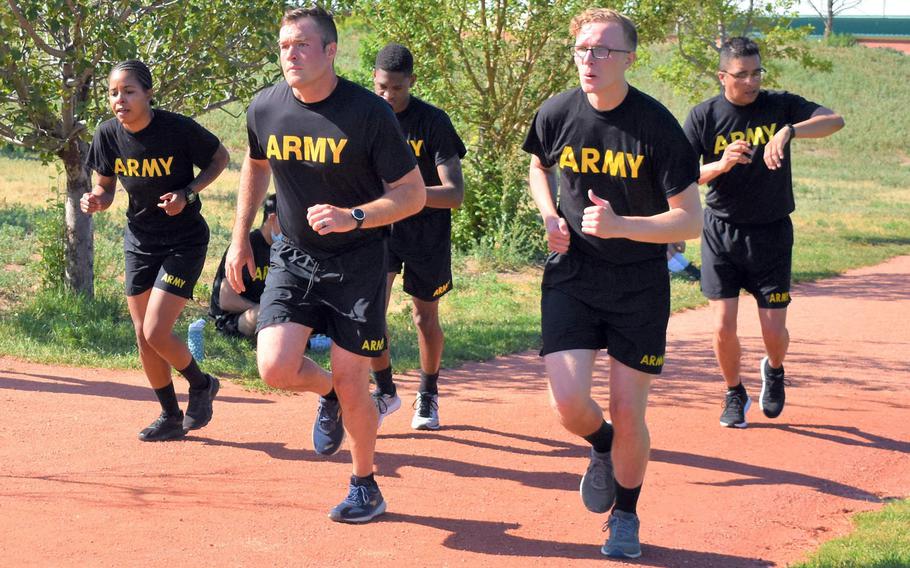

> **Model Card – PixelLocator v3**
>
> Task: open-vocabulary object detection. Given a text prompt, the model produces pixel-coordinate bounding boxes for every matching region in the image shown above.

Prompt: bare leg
[710,298,742,387]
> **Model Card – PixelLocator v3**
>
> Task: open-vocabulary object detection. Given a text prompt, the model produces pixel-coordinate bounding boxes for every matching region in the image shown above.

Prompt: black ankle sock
[728,382,747,395]
[323,388,338,401]
[614,482,642,514]
[177,358,209,390]
[418,371,439,395]
[371,367,396,396]
[154,383,181,416]
[352,473,376,486]
[583,420,614,454]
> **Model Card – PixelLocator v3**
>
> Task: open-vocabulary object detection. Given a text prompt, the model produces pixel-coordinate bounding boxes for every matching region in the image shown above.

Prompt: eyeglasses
[720,68,766,81]
[571,46,632,60]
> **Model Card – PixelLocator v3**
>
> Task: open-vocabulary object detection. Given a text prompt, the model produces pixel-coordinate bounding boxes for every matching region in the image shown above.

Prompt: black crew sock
[613,482,642,515]
[154,382,181,416]
[177,358,209,390]
[323,388,338,401]
[729,382,747,396]
[371,366,396,396]
[583,420,614,454]
[418,371,439,395]
[352,473,376,486]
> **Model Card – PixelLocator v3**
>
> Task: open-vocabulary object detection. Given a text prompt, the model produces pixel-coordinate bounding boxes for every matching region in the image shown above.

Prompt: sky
[794,0,910,16]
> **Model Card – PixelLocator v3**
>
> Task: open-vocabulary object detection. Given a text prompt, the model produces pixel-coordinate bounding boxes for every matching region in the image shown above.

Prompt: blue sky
[794,0,909,16]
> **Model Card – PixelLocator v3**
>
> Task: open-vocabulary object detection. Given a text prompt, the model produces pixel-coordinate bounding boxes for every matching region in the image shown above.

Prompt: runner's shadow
[378,424,584,458]
[385,512,772,566]
[0,372,273,405]
[652,448,880,502]
[193,436,579,491]
[747,423,910,453]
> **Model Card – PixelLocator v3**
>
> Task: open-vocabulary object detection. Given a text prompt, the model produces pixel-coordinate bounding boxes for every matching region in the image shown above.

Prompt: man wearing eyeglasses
[523,8,702,559]
[683,37,844,430]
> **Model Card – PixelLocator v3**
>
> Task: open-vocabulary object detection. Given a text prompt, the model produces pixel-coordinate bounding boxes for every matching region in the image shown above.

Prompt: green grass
[2,43,907,381]
[792,499,910,568]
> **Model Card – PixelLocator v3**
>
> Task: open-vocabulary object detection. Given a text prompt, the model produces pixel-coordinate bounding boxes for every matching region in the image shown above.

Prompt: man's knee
[549,390,591,423]
[608,399,647,433]
[258,349,298,389]
[411,301,440,334]
[714,319,738,345]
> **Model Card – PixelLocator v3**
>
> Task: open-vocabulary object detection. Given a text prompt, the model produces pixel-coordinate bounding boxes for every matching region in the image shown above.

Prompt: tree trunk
[61,137,95,297]
[825,0,834,38]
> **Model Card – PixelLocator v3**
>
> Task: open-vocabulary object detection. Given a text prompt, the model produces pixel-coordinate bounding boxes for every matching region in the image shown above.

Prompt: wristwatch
[784,124,796,139]
[351,207,365,229]
[184,188,198,205]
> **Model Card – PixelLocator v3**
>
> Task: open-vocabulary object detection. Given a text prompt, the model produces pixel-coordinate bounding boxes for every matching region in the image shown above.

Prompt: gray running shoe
[373,390,402,428]
[580,448,615,513]
[720,388,751,428]
[411,392,440,430]
[601,509,642,559]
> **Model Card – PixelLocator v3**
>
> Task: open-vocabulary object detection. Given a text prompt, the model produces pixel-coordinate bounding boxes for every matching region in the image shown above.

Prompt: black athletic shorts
[257,239,388,357]
[388,212,453,301]
[214,313,243,338]
[700,209,793,309]
[540,251,670,375]
[124,221,208,299]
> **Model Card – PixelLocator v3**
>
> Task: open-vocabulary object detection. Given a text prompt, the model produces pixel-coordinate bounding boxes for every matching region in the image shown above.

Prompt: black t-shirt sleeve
[649,115,700,198]
[247,98,267,160]
[370,103,417,183]
[429,112,467,166]
[86,123,115,176]
[682,107,706,161]
[783,91,822,124]
[183,118,221,169]
[521,110,555,167]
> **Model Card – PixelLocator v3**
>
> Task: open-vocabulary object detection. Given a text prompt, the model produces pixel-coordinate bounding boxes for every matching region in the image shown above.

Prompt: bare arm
[305,166,426,234]
[528,154,570,253]
[765,107,845,170]
[225,153,271,293]
[158,144,230,216]
[219,279,258,313]
[79,173,117,214]
[697,139,753,185]
[424,155,465,209]
[582,183,703,243]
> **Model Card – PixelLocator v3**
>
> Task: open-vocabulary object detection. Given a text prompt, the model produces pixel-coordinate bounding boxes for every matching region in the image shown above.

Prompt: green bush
[825,33,858,48]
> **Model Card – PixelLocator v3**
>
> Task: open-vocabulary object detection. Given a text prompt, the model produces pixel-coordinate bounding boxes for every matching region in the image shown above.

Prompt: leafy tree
[352,0,828,248]
[0,0,283,296]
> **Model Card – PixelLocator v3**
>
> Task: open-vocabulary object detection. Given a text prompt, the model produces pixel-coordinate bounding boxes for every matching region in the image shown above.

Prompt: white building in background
[795,0,910,17]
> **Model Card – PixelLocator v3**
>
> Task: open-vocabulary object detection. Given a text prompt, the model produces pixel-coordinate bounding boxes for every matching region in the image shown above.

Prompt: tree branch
[6,0,68,58]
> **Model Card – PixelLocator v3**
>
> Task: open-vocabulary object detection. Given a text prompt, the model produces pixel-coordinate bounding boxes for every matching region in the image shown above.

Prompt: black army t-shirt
[396,96,466,220]
[209,229,271,318]
[86,109,220,234]
[683,90,820,224]
[523,86,699,265]
[247,78,417,259]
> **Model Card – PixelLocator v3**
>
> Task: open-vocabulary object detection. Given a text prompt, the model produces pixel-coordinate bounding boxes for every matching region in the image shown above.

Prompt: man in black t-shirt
[225,7,425,525]
[210,194,279,338]
[369,43,467,431]
[522,9,702,559]
[683,37,844,429]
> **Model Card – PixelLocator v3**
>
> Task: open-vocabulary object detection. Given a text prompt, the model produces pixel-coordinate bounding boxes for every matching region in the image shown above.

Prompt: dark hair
[375,43,414,75]
[281,5,337,47]
[262,193,277,224]
[719,37,761,69]
[110,59,155,105]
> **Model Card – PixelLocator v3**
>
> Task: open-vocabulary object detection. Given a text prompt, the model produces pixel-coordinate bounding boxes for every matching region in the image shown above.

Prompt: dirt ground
[1,256,908,567]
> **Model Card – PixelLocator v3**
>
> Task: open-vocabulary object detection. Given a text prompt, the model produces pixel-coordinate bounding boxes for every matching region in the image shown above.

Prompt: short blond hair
[570,8,637,51]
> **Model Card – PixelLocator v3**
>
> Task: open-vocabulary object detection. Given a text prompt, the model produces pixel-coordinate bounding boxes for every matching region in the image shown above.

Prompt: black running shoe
[139,411,186,442]
[184,374,220,431]
[760,357,787,418]
[720,387,751,428]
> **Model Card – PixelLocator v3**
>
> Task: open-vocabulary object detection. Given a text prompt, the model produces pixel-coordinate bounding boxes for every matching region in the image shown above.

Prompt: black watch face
[352,208,365,221]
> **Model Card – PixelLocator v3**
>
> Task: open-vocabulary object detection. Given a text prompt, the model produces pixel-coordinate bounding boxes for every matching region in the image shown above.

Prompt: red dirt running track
[2,257,909,567]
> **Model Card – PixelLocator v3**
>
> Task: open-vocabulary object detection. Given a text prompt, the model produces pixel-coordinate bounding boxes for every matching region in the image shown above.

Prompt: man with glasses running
[683,36,843,429]
[523,8,702,558]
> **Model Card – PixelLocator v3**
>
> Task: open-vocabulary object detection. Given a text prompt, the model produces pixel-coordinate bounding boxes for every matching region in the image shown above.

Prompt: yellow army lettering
[253,266,268,282]
[432,281,451,297]
[713,123,778,155]
[361,338,386,351]
[265,135,348,163]
[639,354,664,367]
[767,292,790,304]
[558,147,645,178]
[408,139,424,157]
[114,156,174,177]
[160,273,186,289]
